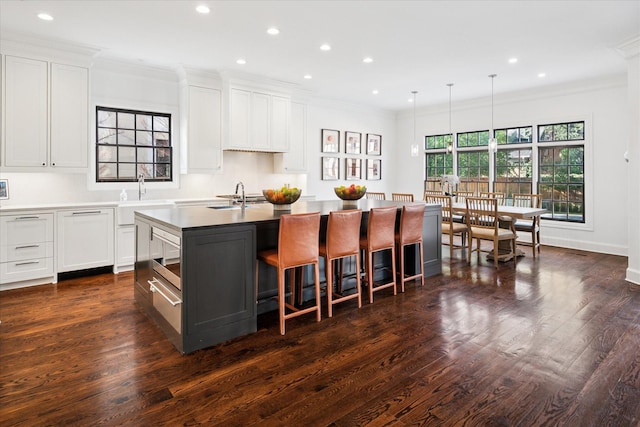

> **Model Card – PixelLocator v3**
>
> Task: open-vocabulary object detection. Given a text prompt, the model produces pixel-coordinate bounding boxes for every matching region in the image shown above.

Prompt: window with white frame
[96,106,172,182]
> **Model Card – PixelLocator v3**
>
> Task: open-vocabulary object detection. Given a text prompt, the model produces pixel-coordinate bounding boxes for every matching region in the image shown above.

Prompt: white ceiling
[1,0,638,111]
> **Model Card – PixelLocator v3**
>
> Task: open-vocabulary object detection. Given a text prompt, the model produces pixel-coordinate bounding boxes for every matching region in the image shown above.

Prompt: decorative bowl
[334,184,367,201]
[262,187,302,210]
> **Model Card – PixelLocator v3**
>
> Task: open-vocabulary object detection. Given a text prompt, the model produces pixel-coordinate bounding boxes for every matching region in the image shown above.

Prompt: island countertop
[135,199,436,232]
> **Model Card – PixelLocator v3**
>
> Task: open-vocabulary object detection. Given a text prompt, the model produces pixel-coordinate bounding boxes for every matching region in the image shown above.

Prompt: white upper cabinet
[4,56,49,167]
[226,85,291,152]
[274,101,307,173]
[50,63,88,168]
[181,85,222,173]
[2,55,89,170]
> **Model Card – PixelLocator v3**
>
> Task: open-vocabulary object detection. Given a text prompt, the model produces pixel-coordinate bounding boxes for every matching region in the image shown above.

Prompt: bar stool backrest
[365,207,397,251]
[398,204,425,245]
[278,212,321,267]
[326,210,362,259]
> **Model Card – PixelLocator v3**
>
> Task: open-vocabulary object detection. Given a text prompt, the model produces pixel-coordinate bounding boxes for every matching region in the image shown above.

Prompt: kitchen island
[134,200,442,354]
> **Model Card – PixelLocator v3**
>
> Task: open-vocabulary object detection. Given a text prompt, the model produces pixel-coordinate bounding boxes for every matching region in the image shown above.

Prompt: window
[456,130,490,193]
[495,126,532,145]
[96,106,172,182]
[538,121,584,142]
[539,146,584,222]
[425,153,453,191]
[424,134,453,191]
[457,150,489,194]
[494,148,533,198]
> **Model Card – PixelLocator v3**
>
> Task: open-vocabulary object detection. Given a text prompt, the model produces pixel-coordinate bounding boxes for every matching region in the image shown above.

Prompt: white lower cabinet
[57,209,114,273]
[0,213,55,287]
[115,225,135,272]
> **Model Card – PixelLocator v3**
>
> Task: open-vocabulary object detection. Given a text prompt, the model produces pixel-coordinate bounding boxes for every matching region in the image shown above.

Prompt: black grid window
[495,126,532,145]
[96,106,172,182]
[457,150,490,194]
[538,121,584,142]
[538,146,584,222]
[494,148,533,199]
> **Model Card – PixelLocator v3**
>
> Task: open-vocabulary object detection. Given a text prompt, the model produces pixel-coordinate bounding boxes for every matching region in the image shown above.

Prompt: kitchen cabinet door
[274,101,307,173]
[4,56,48,167]
[50,63,88,168]
[228,88,251,149]
[250,92,271,150]
[183,85,222,173]
[270,95,290,152]
[57,209,114,273]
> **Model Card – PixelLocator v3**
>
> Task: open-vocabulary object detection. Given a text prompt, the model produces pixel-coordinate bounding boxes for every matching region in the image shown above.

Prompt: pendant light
[488,74,498,153]
[410,91,420,157]
[447,83,454,153]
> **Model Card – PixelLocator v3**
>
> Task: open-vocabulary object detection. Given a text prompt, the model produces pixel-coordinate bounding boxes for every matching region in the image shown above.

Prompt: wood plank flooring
[1,246,640,426]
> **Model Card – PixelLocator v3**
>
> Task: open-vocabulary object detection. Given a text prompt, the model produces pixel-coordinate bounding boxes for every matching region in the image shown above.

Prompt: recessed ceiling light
[538,72,546,78]
[408,98,414,103]
[320,44,331,51]
[303,74,312,79]
[236,58,246,65]
[37,13,53,21]
[363,57,373,63]
[267,27,280,35]
[372,89,379,95]
[508,57,518,64]
[196,5,210,14]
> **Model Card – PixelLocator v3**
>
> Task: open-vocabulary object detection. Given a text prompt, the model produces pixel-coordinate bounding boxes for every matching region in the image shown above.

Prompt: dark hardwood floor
[2,245,640,426]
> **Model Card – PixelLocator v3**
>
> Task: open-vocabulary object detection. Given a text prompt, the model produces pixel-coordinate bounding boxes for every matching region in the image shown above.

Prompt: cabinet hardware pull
[148,279,182,306]
[72,211,101,215]
[15,261,40,266]
[16,216,40,220]
[15,245,39,250]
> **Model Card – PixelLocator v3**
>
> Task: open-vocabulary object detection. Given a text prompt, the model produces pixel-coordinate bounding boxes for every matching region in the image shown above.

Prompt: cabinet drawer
[1,242,54,262]
[0,214,54,245]
[0,257,54,284]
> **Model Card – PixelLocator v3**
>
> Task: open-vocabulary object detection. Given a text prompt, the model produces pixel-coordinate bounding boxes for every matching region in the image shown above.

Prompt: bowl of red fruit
[334,184,367,203]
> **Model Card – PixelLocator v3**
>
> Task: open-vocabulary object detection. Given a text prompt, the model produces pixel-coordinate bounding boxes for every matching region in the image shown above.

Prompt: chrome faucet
[234,181,246,209]
[138,174,146,200]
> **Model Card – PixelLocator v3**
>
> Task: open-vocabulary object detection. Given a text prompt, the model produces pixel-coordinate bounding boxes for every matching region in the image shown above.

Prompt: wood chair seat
[466,197,517,267]
[426,194,468,259]
[512,193,542,257]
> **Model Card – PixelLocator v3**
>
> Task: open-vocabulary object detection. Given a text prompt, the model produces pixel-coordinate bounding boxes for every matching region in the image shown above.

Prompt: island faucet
[234,181,246,209]
[138,174,146,200]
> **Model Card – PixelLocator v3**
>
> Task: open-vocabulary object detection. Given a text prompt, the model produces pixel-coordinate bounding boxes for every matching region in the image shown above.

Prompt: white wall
[305,99,396,200]
[394,76,630,256]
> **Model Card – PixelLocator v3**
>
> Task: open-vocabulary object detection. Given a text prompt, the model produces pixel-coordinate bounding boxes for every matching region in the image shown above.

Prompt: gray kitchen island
[134,200,442,354]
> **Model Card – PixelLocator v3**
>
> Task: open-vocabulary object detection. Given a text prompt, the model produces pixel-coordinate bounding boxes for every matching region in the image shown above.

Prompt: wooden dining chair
[466,197,517,267]
[366,192,386,200]
[425,194,468,259]
[455,191,474,204]
[423,190,442,200]
[480,191,505,205]
[391,193,414,202]
[512,193,542,258]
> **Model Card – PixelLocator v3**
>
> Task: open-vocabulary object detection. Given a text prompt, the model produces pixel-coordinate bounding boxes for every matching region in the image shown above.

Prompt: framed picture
[0,179,8,200]
[345,131,361,154]
[345,158,361,180]
[366,133,382,155]
[367,159,381,180]
[321,129,340,153]
[322,157,340,180]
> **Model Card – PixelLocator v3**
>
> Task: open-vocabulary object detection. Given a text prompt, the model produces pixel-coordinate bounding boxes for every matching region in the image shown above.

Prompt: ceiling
[1,1,638,111]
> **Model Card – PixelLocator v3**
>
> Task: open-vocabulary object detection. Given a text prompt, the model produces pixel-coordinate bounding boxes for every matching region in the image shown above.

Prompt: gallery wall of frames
[320,129,382,181]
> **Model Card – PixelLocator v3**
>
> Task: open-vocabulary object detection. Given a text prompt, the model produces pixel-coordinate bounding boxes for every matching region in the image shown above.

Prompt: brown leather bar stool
[359,206,397,304]
[395,203,425,292]
[256,212,322,335]
[319,209,363,317]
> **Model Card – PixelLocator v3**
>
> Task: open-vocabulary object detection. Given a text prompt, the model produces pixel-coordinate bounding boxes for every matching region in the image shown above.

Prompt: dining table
[450,202,547,260]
